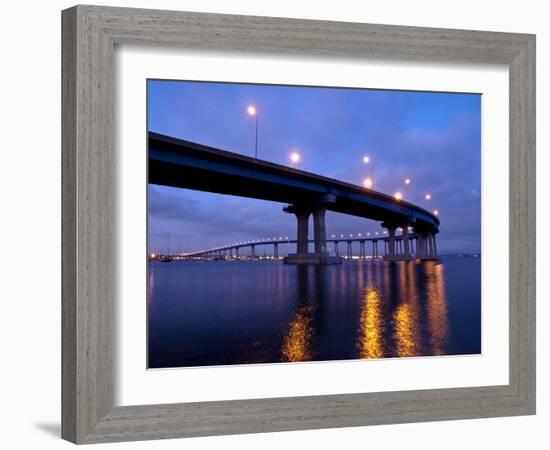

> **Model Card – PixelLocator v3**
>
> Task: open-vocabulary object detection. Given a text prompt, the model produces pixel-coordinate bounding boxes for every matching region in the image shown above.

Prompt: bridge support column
[334,241,339,256]
[313,207,327,253]
[402,226,411,256]
[274,243,279,259]
[283,197,341,265]
[426,233,438,257]
[251,244,256,258]
[360,241,365,259]
[423,235,430,256]
[414,228,439,261]
[383,223,414,260]
[382,223,397,259]
[416,234,424,257]
[235,247,239,258]
[295,210,310,255]
[347,241,352,258]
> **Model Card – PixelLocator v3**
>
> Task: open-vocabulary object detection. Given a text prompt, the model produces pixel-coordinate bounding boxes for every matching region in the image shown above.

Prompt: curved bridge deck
[149,132,439,229]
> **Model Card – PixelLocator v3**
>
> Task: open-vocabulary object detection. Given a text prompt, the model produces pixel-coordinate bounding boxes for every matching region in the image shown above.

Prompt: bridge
[183,232,424,260]
[149,132,440,264]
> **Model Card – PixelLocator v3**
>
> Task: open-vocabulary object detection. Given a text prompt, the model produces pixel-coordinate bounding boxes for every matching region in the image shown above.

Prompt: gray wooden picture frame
[61,4,536,444]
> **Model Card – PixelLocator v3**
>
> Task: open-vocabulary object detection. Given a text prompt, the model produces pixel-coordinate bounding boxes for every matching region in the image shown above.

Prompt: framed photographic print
[62,5,536,444]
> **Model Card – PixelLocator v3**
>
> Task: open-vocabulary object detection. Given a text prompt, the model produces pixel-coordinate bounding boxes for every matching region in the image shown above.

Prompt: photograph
[1,0,541,446]
[147,80,482,369]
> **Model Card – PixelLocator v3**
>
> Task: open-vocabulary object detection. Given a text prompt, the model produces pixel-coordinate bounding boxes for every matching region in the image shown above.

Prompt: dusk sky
[147,80,481,255]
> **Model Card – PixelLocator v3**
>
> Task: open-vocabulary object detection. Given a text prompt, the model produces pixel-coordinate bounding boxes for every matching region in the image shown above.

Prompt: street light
[434,210,439,215]
[246,105,259,159]
[290,150,301,164]
[404,178,411,185]
[363,155,375,188]
[425,193,432,200]
[394,192,403,200]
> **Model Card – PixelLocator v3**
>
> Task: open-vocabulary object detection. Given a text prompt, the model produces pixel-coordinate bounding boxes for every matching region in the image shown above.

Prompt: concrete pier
[283,195,342,265]
[387,224,439,262]
[414,229,440,261]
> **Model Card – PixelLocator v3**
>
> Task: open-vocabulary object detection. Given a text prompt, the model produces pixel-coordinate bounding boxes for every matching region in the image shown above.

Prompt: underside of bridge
[282,194,342,265]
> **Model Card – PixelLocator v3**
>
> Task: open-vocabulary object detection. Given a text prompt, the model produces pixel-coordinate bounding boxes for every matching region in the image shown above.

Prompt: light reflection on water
[148,258,480,368]
[394,262,422,357]
[425,263,450,355]
[282,304,314,362]
[358,285,384,359]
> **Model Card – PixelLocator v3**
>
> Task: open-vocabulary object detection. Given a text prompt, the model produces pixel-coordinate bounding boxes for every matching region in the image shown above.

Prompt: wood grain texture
[61,4,536,444]
[61,7,77,443]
